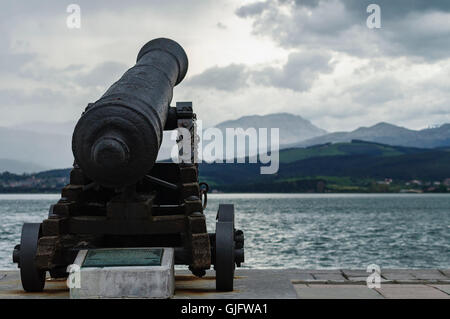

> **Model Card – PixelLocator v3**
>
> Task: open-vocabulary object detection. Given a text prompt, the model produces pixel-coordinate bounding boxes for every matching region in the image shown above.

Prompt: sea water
[1,193,449,270]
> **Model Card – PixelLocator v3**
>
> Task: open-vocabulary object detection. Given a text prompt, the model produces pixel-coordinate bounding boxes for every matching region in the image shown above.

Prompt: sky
[1,0,450,132]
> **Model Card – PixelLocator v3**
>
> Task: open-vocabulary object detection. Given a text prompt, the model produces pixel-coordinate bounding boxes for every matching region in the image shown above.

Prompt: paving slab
[375,284,450,299]
[0,274,69,299]
[341,269,369,278]
[408,269,449,281]
[439,269,450,277]
[431,285,450,295]
[294,284,384,299]
[174,269,298,299]
[382,269,449,282]
[382,269,417,281]
[311,273,347,282]
[286,273,315,281]
[345,276,368,283]
[341,270,395,284]
[299,269,343,274]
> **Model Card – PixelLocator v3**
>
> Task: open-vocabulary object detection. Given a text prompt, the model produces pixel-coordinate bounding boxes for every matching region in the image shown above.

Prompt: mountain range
[0,113,449,173]
[290,122,450,149]
[214,113,327,146]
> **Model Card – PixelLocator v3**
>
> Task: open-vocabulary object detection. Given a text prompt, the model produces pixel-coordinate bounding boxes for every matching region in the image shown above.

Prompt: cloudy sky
[1,0,450,131]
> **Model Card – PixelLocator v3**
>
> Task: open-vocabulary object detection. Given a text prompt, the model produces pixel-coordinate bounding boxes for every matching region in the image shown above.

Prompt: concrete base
[70,248,174,299]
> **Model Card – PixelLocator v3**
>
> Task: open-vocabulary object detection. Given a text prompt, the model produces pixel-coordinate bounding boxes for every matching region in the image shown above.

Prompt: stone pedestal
[70,247,174,299]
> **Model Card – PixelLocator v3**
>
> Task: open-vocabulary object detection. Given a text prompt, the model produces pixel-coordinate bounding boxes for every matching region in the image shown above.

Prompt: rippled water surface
[1,193,449,269]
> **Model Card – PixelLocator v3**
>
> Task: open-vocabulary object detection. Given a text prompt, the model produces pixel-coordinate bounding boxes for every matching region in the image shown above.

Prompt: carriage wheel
[215,204,235,291]
[19,223,46,292]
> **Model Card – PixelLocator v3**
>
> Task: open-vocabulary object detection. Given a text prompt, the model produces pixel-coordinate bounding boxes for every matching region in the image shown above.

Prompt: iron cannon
[72,38,188,188]
[12,38,244,293]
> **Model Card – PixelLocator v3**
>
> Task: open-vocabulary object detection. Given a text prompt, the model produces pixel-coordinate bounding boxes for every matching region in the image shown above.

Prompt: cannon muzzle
[72,38,188,188]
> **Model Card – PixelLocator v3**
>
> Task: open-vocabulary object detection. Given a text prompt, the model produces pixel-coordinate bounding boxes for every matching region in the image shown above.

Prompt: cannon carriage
[12,38,244,292]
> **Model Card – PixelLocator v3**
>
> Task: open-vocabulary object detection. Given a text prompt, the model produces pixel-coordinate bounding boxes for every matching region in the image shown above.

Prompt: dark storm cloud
[236,0,450,60]
[341,0,450,19]
[186,64,249,91]
[185,51,334,92]
[292,0,321,7]
[288,0,450,20]
[349,77,405,105]
[252,51,334,91]
[235,1,270,17]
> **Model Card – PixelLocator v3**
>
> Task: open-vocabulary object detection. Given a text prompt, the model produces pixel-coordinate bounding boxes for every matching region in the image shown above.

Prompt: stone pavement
[0,269,449,299]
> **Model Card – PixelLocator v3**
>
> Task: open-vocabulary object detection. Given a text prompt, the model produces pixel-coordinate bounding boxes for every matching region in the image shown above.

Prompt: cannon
[12,38,244,292]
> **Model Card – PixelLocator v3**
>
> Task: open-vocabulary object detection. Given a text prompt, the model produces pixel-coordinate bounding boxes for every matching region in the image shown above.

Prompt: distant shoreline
[2,140,450,194]
[1,191,449,195]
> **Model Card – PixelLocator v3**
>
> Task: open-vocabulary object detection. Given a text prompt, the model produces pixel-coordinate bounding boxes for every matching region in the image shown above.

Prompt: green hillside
[279,140,425,163]
[200,140,450,192]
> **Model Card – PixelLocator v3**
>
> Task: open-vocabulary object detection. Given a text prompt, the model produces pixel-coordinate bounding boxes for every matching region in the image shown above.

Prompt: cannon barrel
[72,38,188,188]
